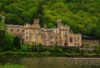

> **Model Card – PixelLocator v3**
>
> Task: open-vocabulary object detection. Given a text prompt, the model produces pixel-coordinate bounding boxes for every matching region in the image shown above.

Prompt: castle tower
[32,19,40,28]
[57,19,63,28]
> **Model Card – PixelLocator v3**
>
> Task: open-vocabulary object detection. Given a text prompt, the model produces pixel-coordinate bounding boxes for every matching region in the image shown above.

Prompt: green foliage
[95,45,100,53]
[0,0,99,38]
[0,64,26,68]
[3,33,13,51]
[0,31,13,51]
[0,30,5,52]
[90,26,100,40]
[0,0,100,56]
[21,44,32,52]
[13,36,21,50]
[43,51,50,56]
[0,22,5,30]
[32,44,44,52]
[52,45,64,53]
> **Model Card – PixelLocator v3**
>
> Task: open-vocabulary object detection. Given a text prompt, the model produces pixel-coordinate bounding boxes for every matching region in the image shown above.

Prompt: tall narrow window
[70,37,73,43]
[10,29,13,31]
[17,29,19,32]
[26,36,28,40]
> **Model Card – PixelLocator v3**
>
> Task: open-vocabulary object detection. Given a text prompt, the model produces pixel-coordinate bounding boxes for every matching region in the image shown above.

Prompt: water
[0,58,100,68]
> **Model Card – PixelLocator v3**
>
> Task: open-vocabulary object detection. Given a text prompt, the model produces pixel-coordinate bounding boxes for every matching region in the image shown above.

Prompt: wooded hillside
[0,0,100,39]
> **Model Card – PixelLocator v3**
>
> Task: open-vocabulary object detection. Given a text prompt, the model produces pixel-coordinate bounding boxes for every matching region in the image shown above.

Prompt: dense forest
[0,0,100,39]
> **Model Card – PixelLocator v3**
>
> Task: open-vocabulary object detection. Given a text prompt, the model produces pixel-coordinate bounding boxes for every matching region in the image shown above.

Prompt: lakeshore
[0,58,100,68]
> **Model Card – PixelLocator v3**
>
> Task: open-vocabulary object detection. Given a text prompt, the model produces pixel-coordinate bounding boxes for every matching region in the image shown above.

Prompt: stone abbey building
[6,19,82,47]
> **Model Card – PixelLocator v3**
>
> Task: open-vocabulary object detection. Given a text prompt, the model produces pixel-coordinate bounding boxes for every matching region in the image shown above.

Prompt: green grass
[0,64,26,68]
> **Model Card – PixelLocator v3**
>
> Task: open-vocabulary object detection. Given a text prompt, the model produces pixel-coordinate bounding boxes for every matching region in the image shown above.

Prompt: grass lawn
[0,64,26,68]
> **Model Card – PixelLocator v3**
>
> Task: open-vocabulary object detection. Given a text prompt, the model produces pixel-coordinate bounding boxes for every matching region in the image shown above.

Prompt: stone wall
[82,40,100,46]
[6,19,82,47]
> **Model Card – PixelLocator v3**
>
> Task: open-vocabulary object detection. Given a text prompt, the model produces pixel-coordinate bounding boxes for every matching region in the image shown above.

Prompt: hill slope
[0,0,100,39]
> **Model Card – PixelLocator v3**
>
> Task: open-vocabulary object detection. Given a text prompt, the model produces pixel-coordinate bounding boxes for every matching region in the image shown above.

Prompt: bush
[21,44,32,52]
[43,51,50,56]
[0,64,26,68]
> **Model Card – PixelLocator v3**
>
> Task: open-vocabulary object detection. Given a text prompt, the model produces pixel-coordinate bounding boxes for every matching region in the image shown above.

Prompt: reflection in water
[0,58,100,68]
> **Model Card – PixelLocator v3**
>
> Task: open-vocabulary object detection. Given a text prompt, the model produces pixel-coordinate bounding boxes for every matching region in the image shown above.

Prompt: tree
[0,0,99,39]
[0,30,5,52]
[3,33,13,51]
[90,26,100,40]
[13,36,21,50]
[21,44,32,52]
[0,15,6,51]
